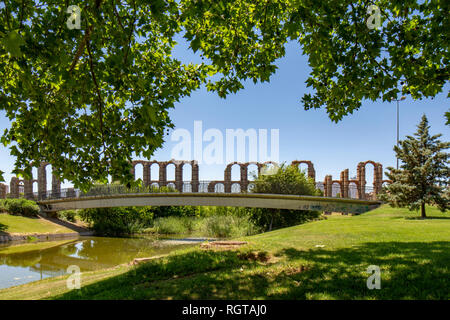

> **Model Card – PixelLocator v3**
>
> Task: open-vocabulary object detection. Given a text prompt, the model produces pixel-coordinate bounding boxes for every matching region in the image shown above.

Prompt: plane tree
[0,0,448,189]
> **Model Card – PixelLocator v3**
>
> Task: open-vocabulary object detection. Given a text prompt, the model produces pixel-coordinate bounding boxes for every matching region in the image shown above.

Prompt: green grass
[0,205,448,300]
[0,214,75,235]
[0,239,76,255]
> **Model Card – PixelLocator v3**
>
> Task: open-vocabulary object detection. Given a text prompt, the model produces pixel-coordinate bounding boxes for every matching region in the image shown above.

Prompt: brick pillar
[175,163,183,192]
[130,163,136,180]
[224,164,232,193]
[308,163,316,181]
[373,164,383,198]
[240,165,248,192]
[207,182,216,193]
[324,175,332,197]
[0,183,6,199]
[24,179,33,199]
[10,177,19,198]
[191,161,199,192]
[159,163,167,187]
[341,169,349,198]
[143,164,150,187]
[52,173,61,198]
[357,164,366,200]
[38,164,47,199]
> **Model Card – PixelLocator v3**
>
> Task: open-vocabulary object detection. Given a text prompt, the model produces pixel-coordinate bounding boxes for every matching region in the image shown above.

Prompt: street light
[391,96,406,169]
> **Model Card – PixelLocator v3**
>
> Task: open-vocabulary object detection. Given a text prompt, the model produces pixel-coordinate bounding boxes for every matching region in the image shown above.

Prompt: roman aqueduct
[0,160,391,201]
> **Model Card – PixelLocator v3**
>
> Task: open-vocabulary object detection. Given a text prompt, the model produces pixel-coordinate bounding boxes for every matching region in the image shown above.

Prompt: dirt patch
[238,251,272,263]
[284,265,310,275]
[130,254,169,266]
[200,241,248,250]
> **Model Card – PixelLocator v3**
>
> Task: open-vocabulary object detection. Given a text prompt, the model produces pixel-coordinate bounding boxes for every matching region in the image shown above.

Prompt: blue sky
[0,40,448,188]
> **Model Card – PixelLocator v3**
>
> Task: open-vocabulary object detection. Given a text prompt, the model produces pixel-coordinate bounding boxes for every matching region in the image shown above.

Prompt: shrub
[1,198,40,217]
[153,216,190,234]
[248,163,323,231]
[58,210,77,222]
[78,206,154,236]
[203,215,260,238]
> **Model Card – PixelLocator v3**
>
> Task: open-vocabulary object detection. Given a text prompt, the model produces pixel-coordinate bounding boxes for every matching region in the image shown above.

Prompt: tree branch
[68,26,93,73]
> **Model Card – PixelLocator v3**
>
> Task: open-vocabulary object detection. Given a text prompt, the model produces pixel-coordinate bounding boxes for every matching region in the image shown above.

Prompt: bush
[58,210,77,222]
[0,198,40,217]
[153,216,191,234]
[78,206,154,236]
[203,215,260,238]
[248,163,323,231]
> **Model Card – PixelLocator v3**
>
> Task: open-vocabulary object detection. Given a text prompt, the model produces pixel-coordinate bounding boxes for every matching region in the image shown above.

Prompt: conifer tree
[380,115,449,218]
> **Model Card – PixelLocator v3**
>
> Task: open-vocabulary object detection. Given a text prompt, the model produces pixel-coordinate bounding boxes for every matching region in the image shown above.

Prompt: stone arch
[148,161,160,185]
[207,181,224,193]
[357,161,383,199]
[259,161,279,175]
[291,160,316,181]
[245,162,260,181]
[131,161,145,185]
[331,181,343,197]
[224,162,246,193]
[348,180,360,199]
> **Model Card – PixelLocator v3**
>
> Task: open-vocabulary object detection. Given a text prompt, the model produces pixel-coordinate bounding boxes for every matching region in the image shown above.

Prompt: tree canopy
[0,0,448,189]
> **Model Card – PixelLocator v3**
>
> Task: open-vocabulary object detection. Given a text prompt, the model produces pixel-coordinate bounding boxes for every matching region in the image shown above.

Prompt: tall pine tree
[380,115,449,218]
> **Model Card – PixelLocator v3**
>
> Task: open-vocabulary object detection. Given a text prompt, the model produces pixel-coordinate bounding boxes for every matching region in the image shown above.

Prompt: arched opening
[151,182,160,189]
[348,182,359,199]
[150,163,159,182]
[134,163,144,185]
[332,182,342,197]
[361,162,377,199]
[230,164,241,181]
[231,183,241,193]
[182,162,192,182]
[247,163,259,181]
[166,163,176,182]
[214,183,225,193]
[32,167,39,193]
[297,162,309,176]
[45,164,52,193]
[167,182,176,190]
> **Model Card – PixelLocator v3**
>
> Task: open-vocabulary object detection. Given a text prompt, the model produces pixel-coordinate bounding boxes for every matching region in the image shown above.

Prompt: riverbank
[0,213,92,243]
[1,205,448,300]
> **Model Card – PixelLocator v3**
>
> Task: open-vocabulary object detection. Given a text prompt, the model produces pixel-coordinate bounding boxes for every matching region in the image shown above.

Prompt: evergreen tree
[380,115,449,218]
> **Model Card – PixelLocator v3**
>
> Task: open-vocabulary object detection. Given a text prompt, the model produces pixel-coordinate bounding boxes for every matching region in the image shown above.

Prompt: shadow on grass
[0,222,6,232]
[54,241,450,300]
[405,217,450,220]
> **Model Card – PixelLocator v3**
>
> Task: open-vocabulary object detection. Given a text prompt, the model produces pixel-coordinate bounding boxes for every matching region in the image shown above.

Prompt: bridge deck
[38,193,381,214]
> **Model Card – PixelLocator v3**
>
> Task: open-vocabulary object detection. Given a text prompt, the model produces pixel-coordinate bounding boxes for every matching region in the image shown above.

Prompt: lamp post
[391,96,406,169]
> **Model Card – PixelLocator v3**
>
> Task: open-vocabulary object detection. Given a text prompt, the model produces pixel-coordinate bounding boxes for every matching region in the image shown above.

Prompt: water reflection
[0,236,193,289]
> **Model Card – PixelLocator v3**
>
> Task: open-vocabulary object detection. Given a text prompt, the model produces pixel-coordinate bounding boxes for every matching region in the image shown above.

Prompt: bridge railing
[24,180,375,202]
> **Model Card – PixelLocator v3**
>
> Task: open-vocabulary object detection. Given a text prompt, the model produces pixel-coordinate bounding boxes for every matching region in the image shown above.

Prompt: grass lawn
[0,214,76,235]
[0,204,448,300]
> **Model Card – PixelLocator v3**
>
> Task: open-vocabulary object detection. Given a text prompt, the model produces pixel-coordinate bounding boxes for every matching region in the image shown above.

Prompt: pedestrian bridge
[38,192,381,214]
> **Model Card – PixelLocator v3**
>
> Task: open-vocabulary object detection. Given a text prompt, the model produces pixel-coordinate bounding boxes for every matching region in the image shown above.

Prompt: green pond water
[0,236,197,290]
